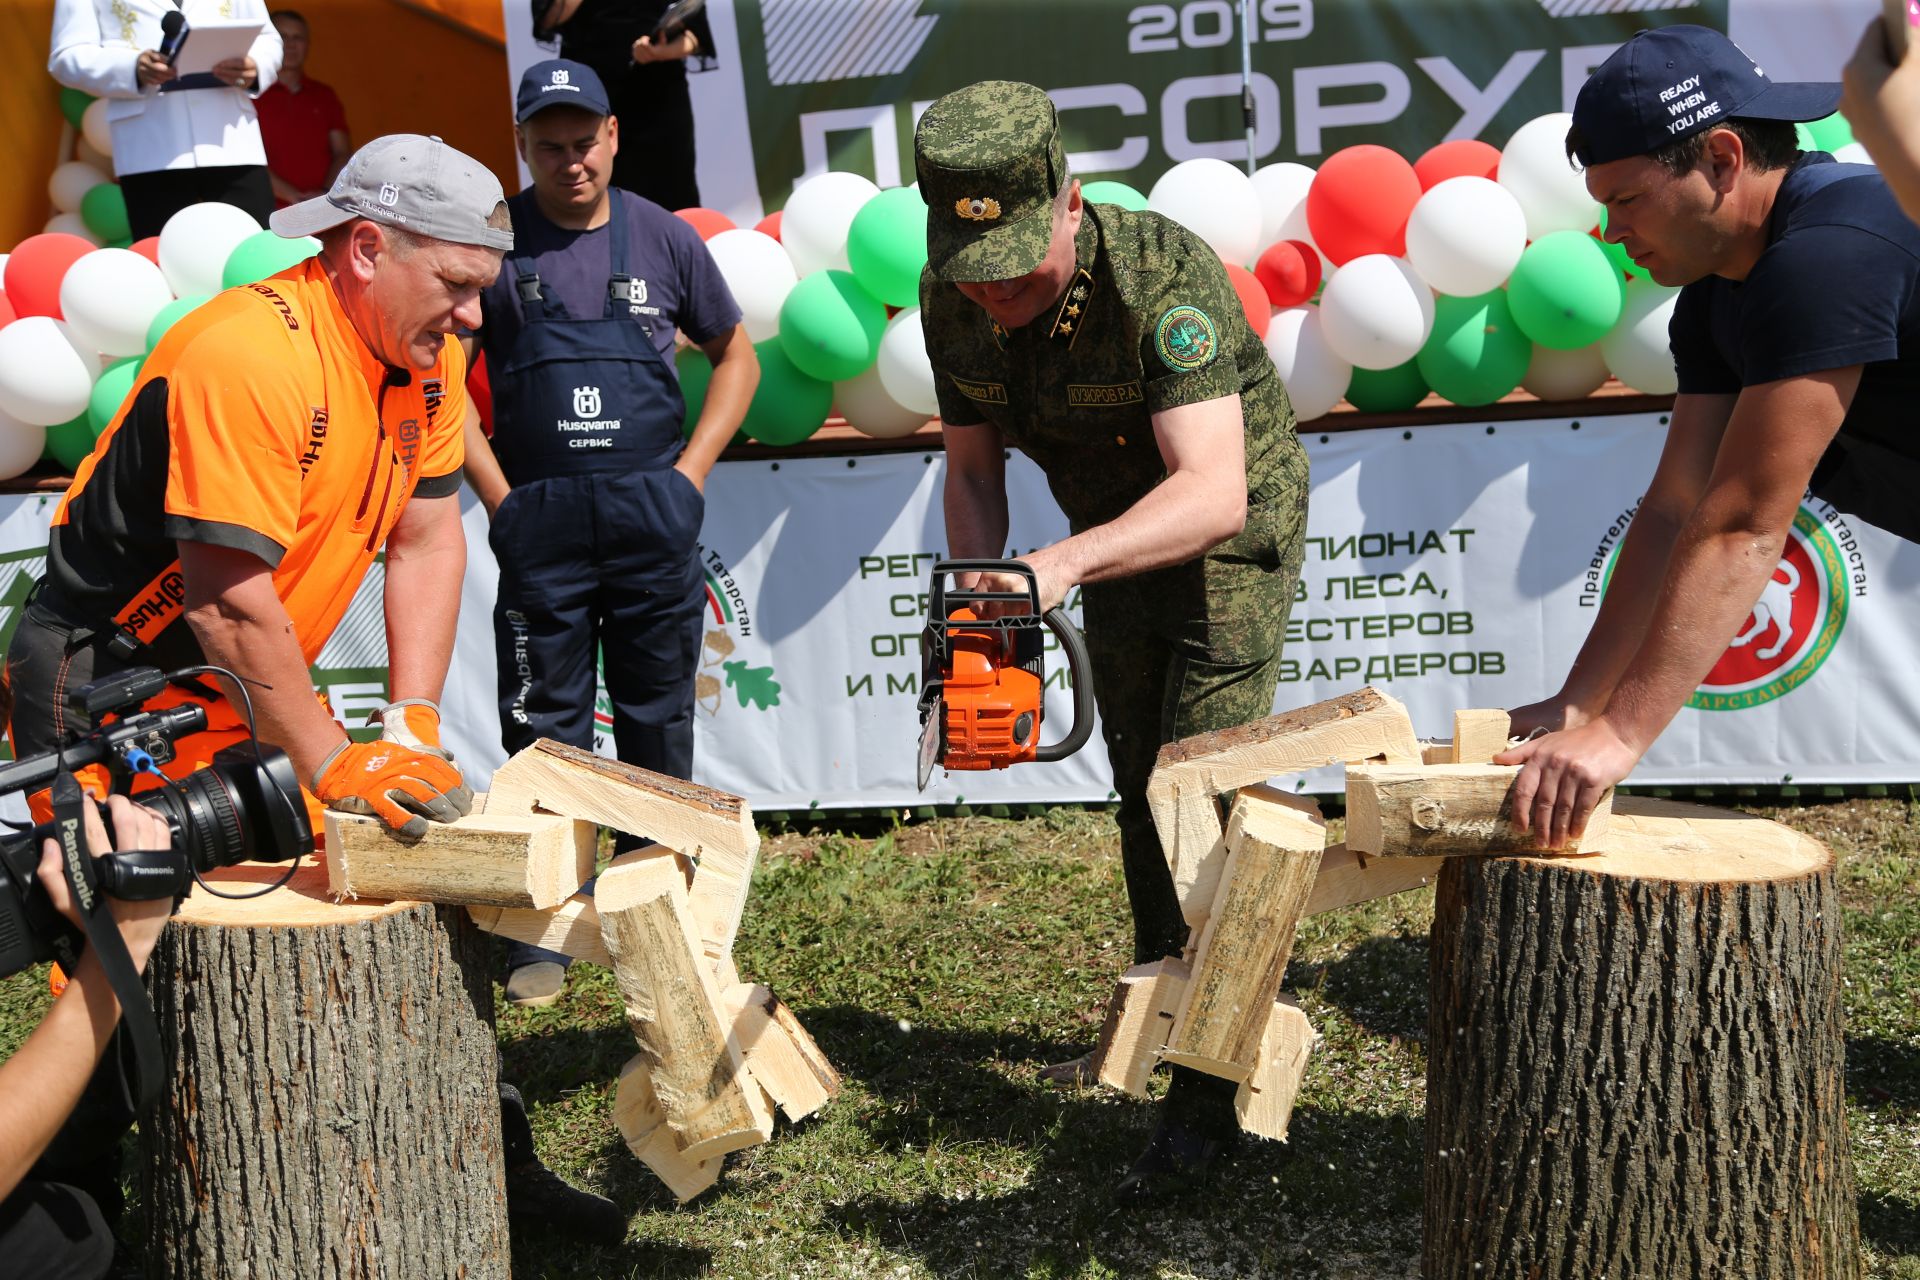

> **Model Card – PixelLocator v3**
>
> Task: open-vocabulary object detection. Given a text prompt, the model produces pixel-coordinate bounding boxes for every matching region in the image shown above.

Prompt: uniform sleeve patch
[1154,305,1217,373]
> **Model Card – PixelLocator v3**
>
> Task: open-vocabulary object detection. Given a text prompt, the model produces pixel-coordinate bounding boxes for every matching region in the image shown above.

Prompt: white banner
[0,411,1913,807]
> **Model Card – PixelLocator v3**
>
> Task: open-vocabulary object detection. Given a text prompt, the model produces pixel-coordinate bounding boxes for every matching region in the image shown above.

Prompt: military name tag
[951,376,1008,404]
[1067,382,1143,407]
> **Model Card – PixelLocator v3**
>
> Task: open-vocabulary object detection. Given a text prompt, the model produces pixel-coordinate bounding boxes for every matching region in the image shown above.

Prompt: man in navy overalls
[462,59,759,1006]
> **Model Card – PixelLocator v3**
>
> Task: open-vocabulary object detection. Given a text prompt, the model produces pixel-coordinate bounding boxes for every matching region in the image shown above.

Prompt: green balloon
[846,186,929,309]
[147,294,213,352]
[1804,111,1854,152]
[1506,231,1625,351]
[1344,359,1429,413]
[44,413,96,472]
[88,359,140,436]
[1418,290,1532,407]
[1080,180,1148,212]
[742,340,832,446]
[1795,122,1819,152]
[79,183,130,244]
[1594,209,1639,280]
[222,230,320,290]
[59,87,94,130]
[677,348,712,438]
[777,269,887,382]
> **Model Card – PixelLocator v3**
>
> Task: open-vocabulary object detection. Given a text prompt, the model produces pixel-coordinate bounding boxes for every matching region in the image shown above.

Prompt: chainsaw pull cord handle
[1035,606,1094,763]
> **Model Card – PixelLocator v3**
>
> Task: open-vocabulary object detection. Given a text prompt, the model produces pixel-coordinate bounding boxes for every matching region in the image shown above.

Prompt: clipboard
[161,16,265,88]
[649,0,705,43]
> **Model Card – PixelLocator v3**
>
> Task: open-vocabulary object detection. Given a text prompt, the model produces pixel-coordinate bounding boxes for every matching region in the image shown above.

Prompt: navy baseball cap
[1570,25,1840,166]
[515,59,611,123]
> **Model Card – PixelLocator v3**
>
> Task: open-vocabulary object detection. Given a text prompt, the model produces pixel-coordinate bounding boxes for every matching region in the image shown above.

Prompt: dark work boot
[1112,1114,1236,1204]
[499,1080,626,1246]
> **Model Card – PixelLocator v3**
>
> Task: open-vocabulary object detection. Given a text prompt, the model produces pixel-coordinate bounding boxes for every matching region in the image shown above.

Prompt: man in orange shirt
[6,135,625,1246]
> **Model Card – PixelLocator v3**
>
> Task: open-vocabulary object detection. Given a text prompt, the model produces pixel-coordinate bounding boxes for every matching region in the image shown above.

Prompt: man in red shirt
[256,9,350,207]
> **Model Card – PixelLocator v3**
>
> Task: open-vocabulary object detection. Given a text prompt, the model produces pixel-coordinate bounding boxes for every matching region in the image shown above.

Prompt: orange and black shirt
[47,258,468,672]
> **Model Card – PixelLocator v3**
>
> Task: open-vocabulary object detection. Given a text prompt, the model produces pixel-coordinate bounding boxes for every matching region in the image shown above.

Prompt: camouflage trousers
[1080,436,1309,966]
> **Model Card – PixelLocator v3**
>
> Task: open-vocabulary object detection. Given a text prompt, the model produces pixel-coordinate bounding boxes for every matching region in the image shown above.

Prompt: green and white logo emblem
[1154,305,1217,372]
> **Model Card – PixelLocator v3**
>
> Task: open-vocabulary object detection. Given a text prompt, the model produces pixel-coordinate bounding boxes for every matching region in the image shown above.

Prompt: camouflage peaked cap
[914,81,1067,283]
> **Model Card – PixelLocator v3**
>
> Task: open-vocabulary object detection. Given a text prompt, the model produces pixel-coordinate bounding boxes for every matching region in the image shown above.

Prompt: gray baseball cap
[271,134,514,251]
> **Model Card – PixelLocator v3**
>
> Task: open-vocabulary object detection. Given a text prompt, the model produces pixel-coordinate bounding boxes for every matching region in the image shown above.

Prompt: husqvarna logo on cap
[552,68,569,85]
[378,183,400,207]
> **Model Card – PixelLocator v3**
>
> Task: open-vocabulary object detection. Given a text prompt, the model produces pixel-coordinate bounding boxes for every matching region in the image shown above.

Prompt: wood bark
[1424,798,1859,1280]
[140,861,509,1280]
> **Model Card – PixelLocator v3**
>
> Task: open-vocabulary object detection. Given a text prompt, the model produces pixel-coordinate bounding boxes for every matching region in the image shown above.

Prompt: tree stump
[139,859,510,1280]
[1424,797,1859,1280]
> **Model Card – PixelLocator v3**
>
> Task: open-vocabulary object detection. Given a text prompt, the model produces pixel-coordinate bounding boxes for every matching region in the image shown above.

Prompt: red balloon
[754,210,782,242]
[1305,145,1422,266]
[129,236,162,266]
[1413,139,1502,191]
[1254,240,1323,309]
[467,348,494,437]
[0,288,15,331]
[1222,261,1270,339]
[674,207,736,240]
[3,234,96,320]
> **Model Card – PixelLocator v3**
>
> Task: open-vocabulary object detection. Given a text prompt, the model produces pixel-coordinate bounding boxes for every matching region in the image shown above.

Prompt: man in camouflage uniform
[915,80,1310,1199]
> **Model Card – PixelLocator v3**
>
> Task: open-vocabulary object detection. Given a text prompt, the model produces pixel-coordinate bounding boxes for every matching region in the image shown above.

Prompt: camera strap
[50,770,168,1113]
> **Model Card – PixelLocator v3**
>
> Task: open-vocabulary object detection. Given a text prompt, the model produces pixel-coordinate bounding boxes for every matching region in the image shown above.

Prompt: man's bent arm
[181,542,345,786]
[457,337,511,518]
[679,325,759,490]
[383,494,465,705]
[1511,391,1737,734]
[942,420,1010,560]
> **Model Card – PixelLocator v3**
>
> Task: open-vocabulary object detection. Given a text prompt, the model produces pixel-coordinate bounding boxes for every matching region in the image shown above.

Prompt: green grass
[1,798,1914,1277]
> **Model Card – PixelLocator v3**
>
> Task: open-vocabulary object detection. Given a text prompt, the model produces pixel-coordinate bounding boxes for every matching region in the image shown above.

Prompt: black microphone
[159,10,188,64]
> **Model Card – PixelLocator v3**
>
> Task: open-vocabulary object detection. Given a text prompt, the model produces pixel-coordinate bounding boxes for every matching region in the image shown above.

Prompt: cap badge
[955,197,1002,222]
[378,183,400,207]
[553,68,570,85]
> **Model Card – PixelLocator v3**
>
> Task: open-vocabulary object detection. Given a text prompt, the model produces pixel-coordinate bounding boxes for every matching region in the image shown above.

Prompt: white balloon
[1521,343,1609,402]
[875,307,938,417]
[704,229,797,342]
[1833,142,1876,166]
[0,317,98,426]
[1600,280,1680,396]
[48,162,108,216]
[1149,158,1263,266]
[0,409,48,481]
[1404,177,1527,296]
[45,214,103,247]
[836,363,927,439]
[158,202,261,298]
[61,249,175,358]
[1498,112,1601,240]
[1318,255,1435,371]
[1250,162,1316,253]
[1263,306,1352,421]
[81,97,114,159]
[782,172,881,276]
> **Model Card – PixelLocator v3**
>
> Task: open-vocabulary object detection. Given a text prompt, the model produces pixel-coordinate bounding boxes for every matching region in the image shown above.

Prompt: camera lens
[135,744,314,872]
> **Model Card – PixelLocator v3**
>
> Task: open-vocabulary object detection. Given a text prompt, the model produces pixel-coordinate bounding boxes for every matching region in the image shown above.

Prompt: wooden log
[1449,709,1511,765]
[1147,687,1419,923]
[1346,763,1613,857]
[323,804,596,908]
[1162,787,1323,1081]
[595,853,773,1162]
[1424,797,1859,1280]
[1092,957,1190,1097]
[465,850,680,968]
[140,859,509,1279]
[721,984,841,1123]
[1303,843,1445,917]
[613,1055,723,1204]
[1234,994,1315,1142]
[488,739,759,965]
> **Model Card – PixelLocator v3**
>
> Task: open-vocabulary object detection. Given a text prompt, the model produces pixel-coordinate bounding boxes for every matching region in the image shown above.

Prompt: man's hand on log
[1495,718,1640,851]
[314,739,475,839]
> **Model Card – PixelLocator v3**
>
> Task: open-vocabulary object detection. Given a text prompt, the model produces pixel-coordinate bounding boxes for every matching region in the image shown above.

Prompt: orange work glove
[371,698,457,761]
[313,738,474,838]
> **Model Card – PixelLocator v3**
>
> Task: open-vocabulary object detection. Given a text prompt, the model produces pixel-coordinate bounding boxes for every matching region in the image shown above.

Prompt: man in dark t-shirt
[462,60,758,1007]
[1500,25,1920,847]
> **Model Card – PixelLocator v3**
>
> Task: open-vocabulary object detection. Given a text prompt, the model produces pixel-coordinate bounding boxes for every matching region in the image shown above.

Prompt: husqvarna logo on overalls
[573,385,602,419]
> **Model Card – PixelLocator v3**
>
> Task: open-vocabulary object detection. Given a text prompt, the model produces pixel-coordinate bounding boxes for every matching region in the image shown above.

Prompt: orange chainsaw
[915,559,1093,791]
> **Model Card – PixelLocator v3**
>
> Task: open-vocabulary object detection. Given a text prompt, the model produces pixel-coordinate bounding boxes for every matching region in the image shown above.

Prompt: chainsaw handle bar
[1035,605,1094,763]
[927,558,1042,620]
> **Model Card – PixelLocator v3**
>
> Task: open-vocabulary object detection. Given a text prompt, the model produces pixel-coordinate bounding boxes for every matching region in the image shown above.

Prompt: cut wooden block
[1162,787,1324,1082]
[1303,844,1446,917]
[322,806,595,908]
[1451,709,1512,766]
[1234,994,1315,1142]
[1422,740,1455,765]
[1346,763,1613,857]
[721,984,841,1123]
[1147,687,1420,924]
[465,849,679,965]
[613,1055,722,1203]
[1092,957,1190,1098]
[488,739,759,965]
[596,854,773,1162]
